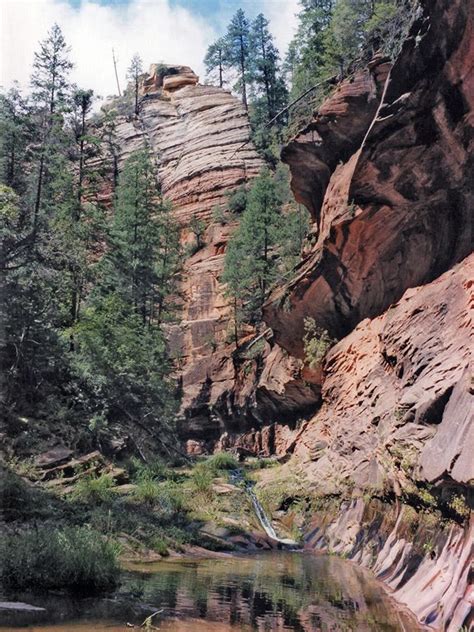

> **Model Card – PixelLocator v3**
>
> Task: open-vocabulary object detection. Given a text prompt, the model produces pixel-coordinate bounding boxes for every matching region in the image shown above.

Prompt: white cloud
[0,0,217,100]
[0,0,301,104]
[261,0,300,57]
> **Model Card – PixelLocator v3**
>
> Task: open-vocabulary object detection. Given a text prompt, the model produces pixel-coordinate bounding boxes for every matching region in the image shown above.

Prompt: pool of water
[0,552,420,631]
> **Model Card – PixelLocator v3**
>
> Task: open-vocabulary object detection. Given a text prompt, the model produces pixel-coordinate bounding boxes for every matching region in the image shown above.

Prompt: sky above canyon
[1,0,299,99]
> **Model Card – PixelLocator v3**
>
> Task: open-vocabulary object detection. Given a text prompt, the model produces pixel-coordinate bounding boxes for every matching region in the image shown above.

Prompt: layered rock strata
[291,254,473,493]
[265,0,474,351]
[95,66,319,446]
[304,499,473,632]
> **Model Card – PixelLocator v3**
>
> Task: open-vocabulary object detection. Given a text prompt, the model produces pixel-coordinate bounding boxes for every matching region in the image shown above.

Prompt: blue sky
[2,0,299,98]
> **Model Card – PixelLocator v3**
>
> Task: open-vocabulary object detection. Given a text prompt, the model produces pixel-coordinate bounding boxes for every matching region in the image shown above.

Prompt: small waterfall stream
[230,470,299,548]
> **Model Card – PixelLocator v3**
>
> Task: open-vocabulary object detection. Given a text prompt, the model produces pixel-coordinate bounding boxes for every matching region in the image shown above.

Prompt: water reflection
[0,552,419,631]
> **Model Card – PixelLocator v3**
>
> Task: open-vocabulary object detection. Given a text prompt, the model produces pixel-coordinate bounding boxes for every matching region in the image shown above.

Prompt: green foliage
[192,464,215,493]
[223,168,282,329]
[149,536,170,557]
[227,185,248,214]
[190,213,206,251]
[204,38,226,88]
[0,526,119,593]
[448,494,470,520]
[127,53,143,115]
[212,204,232,225]
[72,474,114,505]
[133,476,161,506]
[224,9,251,108]
[303,317,334,369]
[223,168,310,340]
[206,452,239,471]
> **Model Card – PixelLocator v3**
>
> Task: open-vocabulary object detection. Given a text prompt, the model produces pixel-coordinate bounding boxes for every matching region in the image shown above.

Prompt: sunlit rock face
[95,65,319,442]
[265,0,473,351]
[292,254,473,494]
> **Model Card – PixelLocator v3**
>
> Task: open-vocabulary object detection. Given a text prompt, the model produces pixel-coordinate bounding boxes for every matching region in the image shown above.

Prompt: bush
[227,186,247,214]
[149,536,169,557]
[192,464,214,493]
[303,317,334,369]
[72,474,114,505]
[205,453,239,472]
[211,205,232,225]
[0,470,33,520]
[0,527,119,593]
[133,476,161,506]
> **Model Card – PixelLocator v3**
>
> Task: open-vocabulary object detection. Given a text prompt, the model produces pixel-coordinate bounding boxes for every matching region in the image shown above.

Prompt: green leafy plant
[303,317,334,369]
[72,474,114,505]
[0,527,119,593]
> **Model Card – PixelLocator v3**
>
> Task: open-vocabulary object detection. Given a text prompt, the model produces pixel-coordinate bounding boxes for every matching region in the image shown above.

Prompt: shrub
[303,317,334,369]
[206,452,239,472]
[129,457,169,482]
[212,205,231,225]
[448,494,470,520]
[227,185,247,214]
[72,474,114,505]
[0,470,33,520]
[133,476,160,506]
[0,527,119,593]
[192,464,214,493]
[156,482,185,515]
[149,536,169,557]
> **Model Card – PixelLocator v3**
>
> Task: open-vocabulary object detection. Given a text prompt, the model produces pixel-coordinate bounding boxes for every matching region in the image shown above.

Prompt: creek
[0,552,421,631]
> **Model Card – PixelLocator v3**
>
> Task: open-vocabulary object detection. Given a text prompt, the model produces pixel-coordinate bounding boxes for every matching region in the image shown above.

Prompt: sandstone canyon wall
[95,66,320,453]
[96,0,473,626]
[258,0,473,629]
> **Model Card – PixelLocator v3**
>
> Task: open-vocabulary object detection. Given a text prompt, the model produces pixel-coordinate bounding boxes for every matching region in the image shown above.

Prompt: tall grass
[72,474,114,504]
[205,453,239,472]
[0,526,120,593]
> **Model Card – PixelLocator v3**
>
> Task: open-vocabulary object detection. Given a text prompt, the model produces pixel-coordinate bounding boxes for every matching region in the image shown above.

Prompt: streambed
[0,551,420,631]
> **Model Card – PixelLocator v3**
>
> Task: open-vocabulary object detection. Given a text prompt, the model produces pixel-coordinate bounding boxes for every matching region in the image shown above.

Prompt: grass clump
[0,526,119,593]
[149,536,169,557]
[133,476,161,506]
[72,474,114,505]
[192,464,214,493]
[205,452,239,472]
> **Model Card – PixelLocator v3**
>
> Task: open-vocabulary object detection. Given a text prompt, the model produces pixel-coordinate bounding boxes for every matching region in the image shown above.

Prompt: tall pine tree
[224,9,251,109]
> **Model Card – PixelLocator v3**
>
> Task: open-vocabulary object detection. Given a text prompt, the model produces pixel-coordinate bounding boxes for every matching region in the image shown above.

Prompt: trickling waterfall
[230,470,299,548]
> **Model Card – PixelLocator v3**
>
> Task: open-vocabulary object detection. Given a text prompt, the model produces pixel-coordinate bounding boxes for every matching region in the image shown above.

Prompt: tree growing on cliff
[250,14,288,122]
[224,9,251,109]
[102,149,181,326]
[223,168,282,330]
[204,38,226,88]
[127,53,143,116]
[71,149,181,444]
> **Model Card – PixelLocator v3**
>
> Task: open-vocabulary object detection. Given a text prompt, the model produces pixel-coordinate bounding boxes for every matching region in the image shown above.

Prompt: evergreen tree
[250,14,287,122]
[72,149,181,443]
[204,38,226,88]
[285,0,334,98]
[223,169,282,330]
[71,88,95,209]
[102,149,180,327]
[127,53,143,116]
[224,9,251,109]
[31,23,73,117]
[30,23,73,235]
[0,84,32,192]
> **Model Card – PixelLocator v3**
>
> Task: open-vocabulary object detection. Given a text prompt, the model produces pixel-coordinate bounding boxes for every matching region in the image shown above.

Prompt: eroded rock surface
[292,254,473,494]
[265,0,473,351]
[95,66,318,441]
[304,499,473,632]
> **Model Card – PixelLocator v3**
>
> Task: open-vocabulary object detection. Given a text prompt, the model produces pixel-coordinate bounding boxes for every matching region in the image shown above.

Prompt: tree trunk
[239,35,248,110]
[218,48,223,88]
